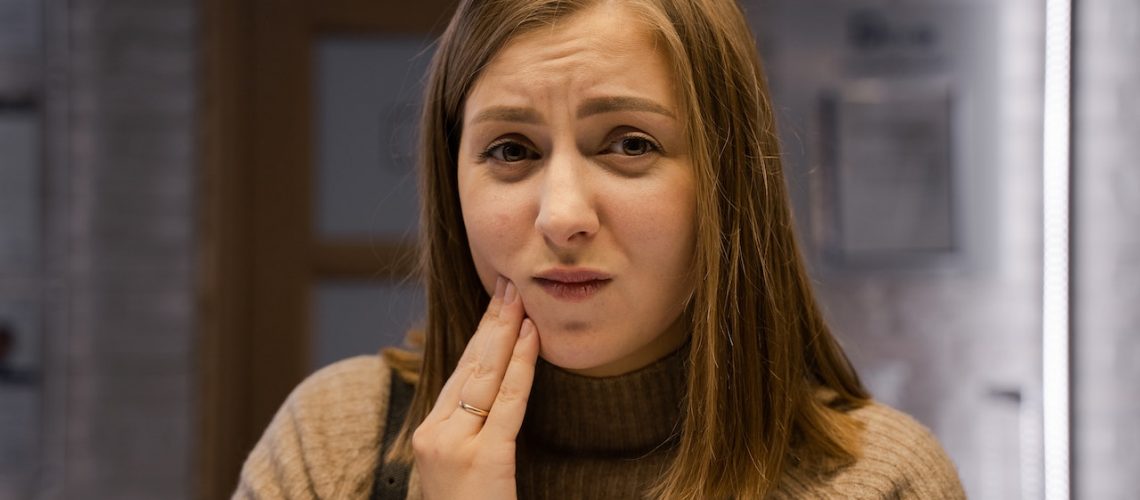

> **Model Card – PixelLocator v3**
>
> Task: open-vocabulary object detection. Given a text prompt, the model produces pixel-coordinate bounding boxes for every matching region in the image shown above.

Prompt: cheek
[613,175,697,261]
[460,182,532,280]
[603,177,697,312]
[468,210,518,254]
[645,208,696,284]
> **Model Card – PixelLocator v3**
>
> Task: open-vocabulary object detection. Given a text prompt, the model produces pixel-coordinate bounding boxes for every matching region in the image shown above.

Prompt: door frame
[197,1,453,497]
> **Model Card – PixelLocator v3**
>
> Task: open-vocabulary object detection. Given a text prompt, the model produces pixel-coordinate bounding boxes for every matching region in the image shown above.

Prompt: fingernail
[503,280,518,305]
[520,318,535,338]
[494,275,506,299]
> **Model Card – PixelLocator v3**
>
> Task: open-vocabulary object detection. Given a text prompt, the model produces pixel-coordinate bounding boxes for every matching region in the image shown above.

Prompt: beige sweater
[234,353,966,499]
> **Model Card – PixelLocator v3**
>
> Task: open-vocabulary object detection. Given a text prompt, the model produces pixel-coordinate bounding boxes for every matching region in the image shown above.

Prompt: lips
[533,268,613,302]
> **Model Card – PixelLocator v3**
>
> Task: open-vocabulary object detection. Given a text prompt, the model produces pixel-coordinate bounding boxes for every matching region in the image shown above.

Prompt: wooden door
[199,1,456,497]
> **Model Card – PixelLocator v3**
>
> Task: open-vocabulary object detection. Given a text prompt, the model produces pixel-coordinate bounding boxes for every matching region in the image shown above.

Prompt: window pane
[0,112,40,271]
[313,37,433,241]
[310,280,426,371]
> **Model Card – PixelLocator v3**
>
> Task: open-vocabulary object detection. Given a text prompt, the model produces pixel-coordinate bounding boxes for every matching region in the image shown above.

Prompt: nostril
[535,204,600,245]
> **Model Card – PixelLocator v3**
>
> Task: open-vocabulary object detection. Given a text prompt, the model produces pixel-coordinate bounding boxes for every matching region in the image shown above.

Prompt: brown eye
[488,141,532,162]
[605,134,661,157]
[620,137,651,156]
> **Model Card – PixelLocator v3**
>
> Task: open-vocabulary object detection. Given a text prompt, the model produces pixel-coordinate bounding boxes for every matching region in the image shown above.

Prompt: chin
[534,327,623,374]
[538,348,605,372]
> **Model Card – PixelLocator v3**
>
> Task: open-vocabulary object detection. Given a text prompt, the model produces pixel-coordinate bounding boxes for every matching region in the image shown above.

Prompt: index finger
[425,275,509,423]
[449,279,527,430]
[479,318,540,441]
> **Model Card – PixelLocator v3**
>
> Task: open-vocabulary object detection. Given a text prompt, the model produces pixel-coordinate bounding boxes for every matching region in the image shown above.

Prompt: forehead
[465,2,676,110]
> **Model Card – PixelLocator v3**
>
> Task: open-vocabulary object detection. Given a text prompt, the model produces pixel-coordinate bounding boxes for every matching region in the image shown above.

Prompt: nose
[535,151,599,247]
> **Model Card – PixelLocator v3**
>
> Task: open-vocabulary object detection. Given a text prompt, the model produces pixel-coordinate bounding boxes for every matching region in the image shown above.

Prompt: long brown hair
[384,0,871,497]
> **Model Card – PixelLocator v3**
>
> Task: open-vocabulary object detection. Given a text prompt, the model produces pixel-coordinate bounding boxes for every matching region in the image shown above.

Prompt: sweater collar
[520,342,689,456]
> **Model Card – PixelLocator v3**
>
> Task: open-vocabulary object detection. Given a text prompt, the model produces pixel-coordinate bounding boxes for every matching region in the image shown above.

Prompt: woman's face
[457,3,696,377]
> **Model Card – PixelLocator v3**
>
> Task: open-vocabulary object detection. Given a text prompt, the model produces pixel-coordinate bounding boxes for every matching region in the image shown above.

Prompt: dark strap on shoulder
[371,368,414,500]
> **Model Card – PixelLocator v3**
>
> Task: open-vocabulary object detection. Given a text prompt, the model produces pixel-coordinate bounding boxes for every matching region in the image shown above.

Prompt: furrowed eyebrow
[577,96,676,119]
[471,106,543,125]
[470,96,677,125]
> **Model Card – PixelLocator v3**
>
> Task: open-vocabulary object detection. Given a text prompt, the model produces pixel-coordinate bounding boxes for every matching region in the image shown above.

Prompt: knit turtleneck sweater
[234,352,966,499]
[517,347,687,499]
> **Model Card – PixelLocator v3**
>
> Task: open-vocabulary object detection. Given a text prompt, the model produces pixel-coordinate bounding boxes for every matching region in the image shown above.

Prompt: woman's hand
[412,276,540,500]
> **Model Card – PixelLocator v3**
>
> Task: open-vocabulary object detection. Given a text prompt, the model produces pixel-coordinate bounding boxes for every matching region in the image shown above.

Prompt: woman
[236,0,966,498]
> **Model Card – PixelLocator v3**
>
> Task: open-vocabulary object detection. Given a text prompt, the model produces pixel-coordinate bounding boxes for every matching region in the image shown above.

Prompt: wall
[1075,0,1140,498]
[37,0,195,497]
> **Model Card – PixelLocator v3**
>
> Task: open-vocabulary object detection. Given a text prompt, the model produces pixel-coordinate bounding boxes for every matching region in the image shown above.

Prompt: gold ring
[458,400,490,418]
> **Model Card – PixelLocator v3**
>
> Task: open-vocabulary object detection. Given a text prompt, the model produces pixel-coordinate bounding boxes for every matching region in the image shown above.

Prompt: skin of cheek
[595,177,696,366]
[460,172,550,317]
[463,187,529,297]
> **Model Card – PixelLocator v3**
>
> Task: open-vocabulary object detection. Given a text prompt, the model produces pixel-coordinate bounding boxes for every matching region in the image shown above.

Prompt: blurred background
[0,0,1136,498]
